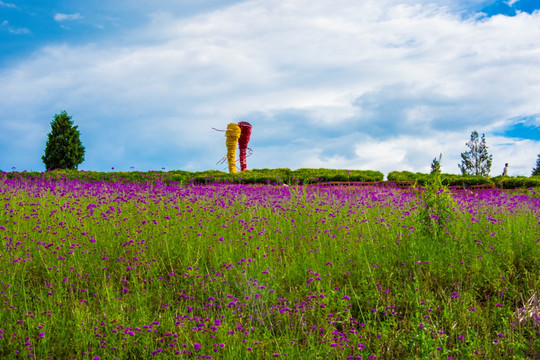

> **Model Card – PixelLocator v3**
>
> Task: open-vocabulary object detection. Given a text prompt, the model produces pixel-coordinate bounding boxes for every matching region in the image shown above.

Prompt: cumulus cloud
[1,0,539,174]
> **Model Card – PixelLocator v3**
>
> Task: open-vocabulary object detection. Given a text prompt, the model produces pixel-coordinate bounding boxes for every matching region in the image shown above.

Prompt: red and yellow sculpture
[217,122,252,173]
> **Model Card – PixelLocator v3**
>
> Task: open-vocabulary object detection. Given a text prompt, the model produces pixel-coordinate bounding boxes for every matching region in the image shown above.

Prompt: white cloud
[279,132,539,178]
[294,132,463,175]
[506,0,519,7]
[0,1,16,8]
[1,0,540,174]
[54,13,83,22]
[1,20,31,34]
[8,27,30,35]
[489,136,539,176]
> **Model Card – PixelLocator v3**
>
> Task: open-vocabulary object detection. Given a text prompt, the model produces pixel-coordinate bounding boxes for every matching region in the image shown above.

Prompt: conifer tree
[430,153,442,174]
[532,154,540,176]
[42,111,85,170]
[458,131,492,176]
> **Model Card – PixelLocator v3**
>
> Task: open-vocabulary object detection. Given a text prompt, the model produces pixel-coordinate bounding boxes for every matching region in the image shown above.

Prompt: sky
[1,0,539,177]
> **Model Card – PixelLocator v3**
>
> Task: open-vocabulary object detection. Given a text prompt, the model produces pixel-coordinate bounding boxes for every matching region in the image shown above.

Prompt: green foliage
[458,131,493,176]
[387,170,419,182]
[532,154,540,176]
[4,169,540,189]
[430,153,442,174]
[2,168,383,185]
[416,174,457,239]
[492,175,540,189]
[388,171,494,187]
[439,175,491,187]
[292,168,383,183]
[42,111,85,170]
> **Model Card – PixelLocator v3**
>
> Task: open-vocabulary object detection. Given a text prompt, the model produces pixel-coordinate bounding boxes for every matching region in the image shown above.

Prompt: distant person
[502,163,508,176]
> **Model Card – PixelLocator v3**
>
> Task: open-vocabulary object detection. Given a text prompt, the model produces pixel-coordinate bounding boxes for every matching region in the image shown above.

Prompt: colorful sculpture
[215,122,253,173]
[237,121,252,172]
[225,123,241,173]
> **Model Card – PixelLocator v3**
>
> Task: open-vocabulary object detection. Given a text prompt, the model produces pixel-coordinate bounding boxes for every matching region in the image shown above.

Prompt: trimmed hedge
[291,168,384,183]
[492,175,540,189]
[0,168,383,186]
[387,171,540,189]
[2,170,538,188]
[386,171,419,182]
[387,172,492,186]
[172,168,384,185]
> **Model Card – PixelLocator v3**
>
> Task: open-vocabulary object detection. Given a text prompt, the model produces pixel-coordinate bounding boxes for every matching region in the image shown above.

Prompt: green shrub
[4,169,538,189]
[293,168,383,183]
[387,171,495,188]
[492,176,540,189]
[387,171,420,182]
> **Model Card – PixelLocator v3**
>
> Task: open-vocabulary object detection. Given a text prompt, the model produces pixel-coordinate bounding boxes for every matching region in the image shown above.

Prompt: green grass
[0,177,538,359]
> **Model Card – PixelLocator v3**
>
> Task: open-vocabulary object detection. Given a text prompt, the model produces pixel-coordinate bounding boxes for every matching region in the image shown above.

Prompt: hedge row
[0,168,384,185]
[387,171,540,189]
[2,169,538,188]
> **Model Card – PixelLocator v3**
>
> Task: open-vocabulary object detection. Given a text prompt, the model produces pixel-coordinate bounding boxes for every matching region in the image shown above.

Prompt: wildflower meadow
[0,175,538,359]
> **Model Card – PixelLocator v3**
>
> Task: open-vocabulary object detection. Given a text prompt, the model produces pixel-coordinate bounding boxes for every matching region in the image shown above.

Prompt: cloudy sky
[1,0,539,176]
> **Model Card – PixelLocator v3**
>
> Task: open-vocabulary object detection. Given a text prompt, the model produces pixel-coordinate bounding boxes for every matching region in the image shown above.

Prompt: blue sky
[1,0,539,176]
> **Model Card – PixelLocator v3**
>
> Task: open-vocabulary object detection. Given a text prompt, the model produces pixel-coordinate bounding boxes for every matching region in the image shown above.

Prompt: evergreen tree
[532,154,540,176]
[42,111,85,170]
[430,153,442,174]
[458,131,492,176]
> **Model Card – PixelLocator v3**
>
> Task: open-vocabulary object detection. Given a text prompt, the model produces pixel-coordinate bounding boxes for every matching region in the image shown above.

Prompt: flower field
[0,176,538,359]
